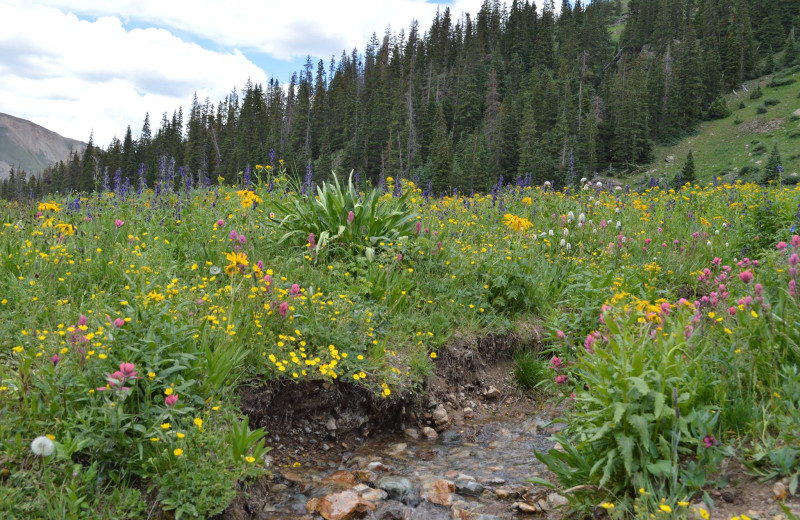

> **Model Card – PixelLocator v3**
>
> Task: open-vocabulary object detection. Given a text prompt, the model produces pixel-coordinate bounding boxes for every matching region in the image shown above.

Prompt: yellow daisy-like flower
[161,423,171,430]
[194,417,204,430]
[600,502,614,509]
[174,448,183,456]
[503,213,533,232]
[164,388,173,396]
[659,504,672,513]
[176,432,185,439]
[245,456,255,463]
[225,251,249,276]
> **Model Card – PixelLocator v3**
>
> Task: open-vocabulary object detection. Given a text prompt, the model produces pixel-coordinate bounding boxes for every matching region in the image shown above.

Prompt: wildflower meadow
[2,161,800,518]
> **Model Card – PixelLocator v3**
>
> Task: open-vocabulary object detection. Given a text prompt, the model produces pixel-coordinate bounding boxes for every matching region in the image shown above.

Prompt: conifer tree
[762,143,782,184]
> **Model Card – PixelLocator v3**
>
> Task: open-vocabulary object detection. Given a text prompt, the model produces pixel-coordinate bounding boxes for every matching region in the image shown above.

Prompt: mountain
[0,113,86,180]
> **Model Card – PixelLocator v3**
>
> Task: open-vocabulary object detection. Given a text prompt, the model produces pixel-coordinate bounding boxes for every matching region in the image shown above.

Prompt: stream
[251,401,564,520]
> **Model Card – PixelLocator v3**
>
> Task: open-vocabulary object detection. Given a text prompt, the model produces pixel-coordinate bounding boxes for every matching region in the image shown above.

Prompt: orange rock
[323,470,357,487]
[318,490,375,520]
[424,479,455,507]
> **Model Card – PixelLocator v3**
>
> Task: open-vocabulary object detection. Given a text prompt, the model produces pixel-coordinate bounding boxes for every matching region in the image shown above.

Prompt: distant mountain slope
[645,66,800,185]
[0,113,86,180]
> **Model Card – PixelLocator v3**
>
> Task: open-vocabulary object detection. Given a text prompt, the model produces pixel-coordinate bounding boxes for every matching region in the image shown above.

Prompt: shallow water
[255,406,559,519]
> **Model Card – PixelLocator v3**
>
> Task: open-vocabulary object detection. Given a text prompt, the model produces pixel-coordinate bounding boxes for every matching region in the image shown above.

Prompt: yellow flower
[677,501,690,507]
[600,502,615,509]
[46,434,55,441]
[245,456,255,463]
[150,437,160,442]
[164,388,173,396]
[161,423,171,430]
[176,432,185,439]
[194,417,203,430]
[659,504,672,513]
[430,352,437,359]
[225,251,249,276]
[174,448,183,456]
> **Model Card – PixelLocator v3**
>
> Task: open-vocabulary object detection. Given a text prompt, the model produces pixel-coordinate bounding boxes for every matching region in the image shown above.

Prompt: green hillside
[646,66,800,185]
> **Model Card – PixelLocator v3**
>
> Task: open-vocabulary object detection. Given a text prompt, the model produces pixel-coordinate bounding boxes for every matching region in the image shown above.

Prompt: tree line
[3,0,799,201]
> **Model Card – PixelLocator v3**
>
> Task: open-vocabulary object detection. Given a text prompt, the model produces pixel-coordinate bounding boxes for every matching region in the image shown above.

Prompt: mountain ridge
[0,112,86,180]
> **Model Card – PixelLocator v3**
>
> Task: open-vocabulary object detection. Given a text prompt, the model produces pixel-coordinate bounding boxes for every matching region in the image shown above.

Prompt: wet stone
[421,427,438,440]
[455,479,485,496]
[403,428,420,441]
[376,476,415,502]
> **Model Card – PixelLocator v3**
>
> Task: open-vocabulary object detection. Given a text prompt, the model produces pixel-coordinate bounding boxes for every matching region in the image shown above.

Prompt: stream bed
[250,401,564,520]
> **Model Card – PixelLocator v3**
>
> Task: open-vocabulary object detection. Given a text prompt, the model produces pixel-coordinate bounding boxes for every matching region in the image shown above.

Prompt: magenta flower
[347,210,354,224]
[308,233,316,250]
[790,279,797,298]
[555,375,568,385]
[78,315,87,326]
[263,274,273,289]
[279,301,289,318]
[739,270,753,284]
[290,283,301,296]
[229,230,238,241]
[115,219,124,228]
[165,394,178,407]
[216,219,225,227]
[119,362,139,380]
[50,354,61,367]
[556,330,565,340]
[114,317,125,328]
[415,221,421,234]
[790,254,799,267]
[703,435,717,448]
[777,241,788,251]
[584,333,597,354]
[793,235,800,248]
[238,234,247,245]
[550,356,562,369]
[728,307,737,316]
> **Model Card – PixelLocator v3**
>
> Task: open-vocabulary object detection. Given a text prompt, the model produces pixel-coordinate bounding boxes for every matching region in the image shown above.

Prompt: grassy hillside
[646,66,800,185]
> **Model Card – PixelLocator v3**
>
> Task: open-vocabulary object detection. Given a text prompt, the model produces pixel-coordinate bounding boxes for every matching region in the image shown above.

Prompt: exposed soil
[223,324,800,520]
[738,117,786,134]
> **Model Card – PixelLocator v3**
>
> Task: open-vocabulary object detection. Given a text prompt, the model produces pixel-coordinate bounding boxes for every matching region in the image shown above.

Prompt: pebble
[455,479,485,496]
[421,427,438,439]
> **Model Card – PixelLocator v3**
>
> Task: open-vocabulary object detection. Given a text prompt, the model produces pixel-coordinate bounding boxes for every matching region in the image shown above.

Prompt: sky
[0,0,490,145]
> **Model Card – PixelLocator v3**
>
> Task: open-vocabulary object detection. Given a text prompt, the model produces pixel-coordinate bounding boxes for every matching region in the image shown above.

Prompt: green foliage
[513,348,547,390]
[704,97,731,120]
[153,453,237,520]
[763,98,781,106]
[756,103,768,114]
[536,305,718,500]
[272,172,417,260]
[750,84,763,99]
[763,143,783,183]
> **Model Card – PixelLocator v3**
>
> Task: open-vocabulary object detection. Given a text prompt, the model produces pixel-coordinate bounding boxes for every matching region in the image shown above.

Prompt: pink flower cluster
[98,362,139,391]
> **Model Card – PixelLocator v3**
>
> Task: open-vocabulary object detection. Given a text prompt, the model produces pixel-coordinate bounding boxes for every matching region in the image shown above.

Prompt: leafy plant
[271,171,418,259]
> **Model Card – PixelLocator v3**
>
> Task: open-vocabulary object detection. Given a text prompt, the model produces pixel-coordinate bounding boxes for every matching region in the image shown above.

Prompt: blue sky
[0,0,490,143]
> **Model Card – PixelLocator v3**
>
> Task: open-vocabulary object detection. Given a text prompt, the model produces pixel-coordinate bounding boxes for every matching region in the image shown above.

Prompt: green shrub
[272,171,418,260]
[764,98,781,106]
[750,84,763,99]
[756,104,768,114]
[704,97,731,120]
[769,77,797,88]
[534,304,718,501]
[738,101,746,109]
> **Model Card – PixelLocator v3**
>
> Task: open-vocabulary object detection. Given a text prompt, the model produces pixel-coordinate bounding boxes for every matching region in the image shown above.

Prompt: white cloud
[0,0,502,145]
[0,1,267,143]
[28,1,487,60]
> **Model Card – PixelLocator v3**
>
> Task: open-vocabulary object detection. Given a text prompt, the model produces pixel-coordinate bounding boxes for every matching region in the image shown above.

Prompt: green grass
[647,67,800,184]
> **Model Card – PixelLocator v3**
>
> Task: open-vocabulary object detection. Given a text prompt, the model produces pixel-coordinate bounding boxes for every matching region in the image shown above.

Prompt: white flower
[594,200,600,206]
[707,241,712,246]
[539,232,547,238]
[592,228,597,234]
[715,229,719,235]
[580,177,588,184]
[31,436,55,457]
[614,207,620,213]
[578,213,585,223]
[596,181,602,187]
[567,211,575,221]
[563,228,569,237]
[616,221,622,229]
[560,238,566,247]
[725,242,729,247]
[543,181,551,187]
[565,242,572,251]
[548,229,554,236]
[615,186,622,191]
[209,266,221,275]
[583,184,590,191]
